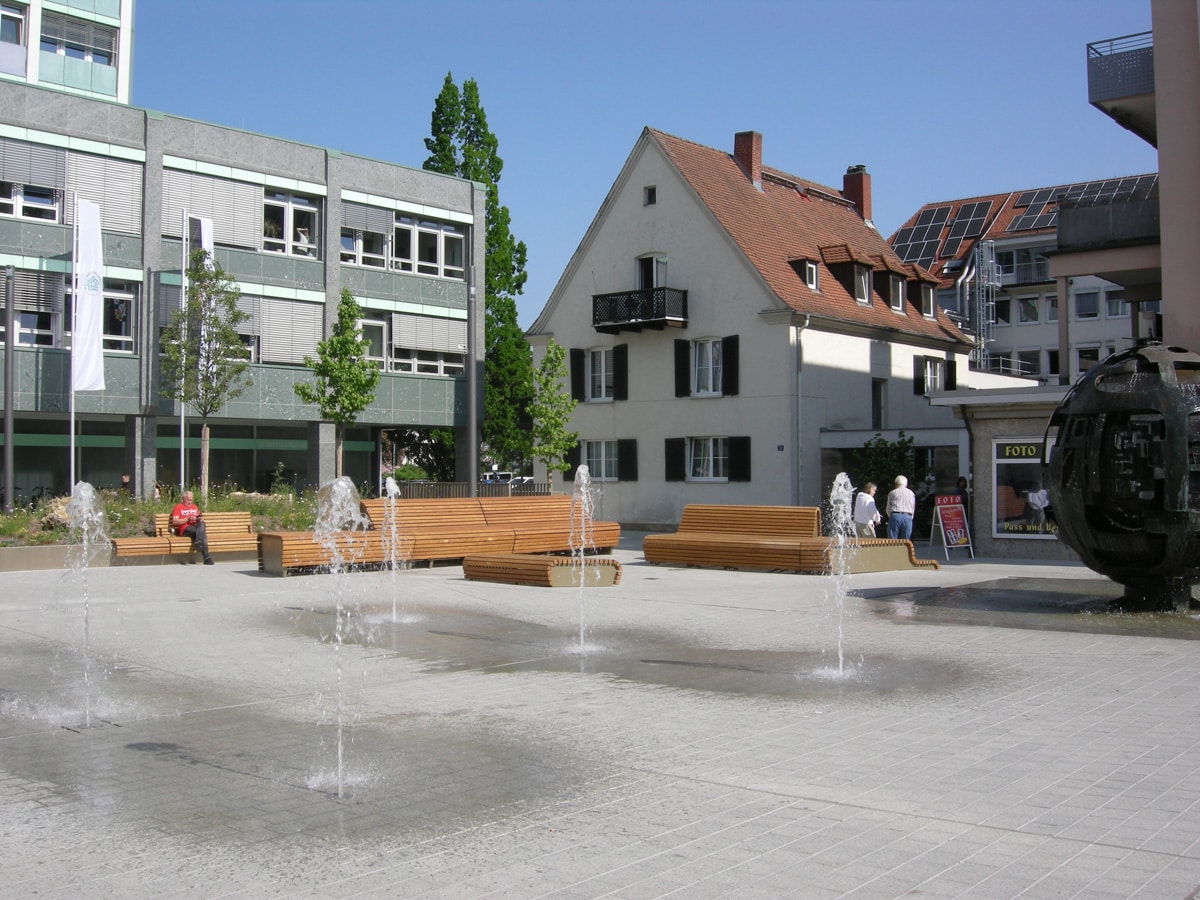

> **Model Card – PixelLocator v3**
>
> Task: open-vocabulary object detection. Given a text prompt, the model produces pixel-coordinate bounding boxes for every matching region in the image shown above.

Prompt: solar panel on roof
[941,237,963,258]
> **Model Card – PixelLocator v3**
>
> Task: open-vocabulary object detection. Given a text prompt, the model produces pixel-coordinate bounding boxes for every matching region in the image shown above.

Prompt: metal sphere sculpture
[1044,344,1200,611]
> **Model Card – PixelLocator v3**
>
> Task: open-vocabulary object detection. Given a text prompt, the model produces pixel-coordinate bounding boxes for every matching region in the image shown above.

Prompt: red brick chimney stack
[843,164,872,221]
[734,131,763,190]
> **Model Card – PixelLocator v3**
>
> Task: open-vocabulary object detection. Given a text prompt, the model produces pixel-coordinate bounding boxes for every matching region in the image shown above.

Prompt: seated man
[171,490,214,565]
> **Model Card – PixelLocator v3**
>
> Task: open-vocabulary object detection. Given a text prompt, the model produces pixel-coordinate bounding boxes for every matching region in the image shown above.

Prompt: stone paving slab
[1,539,1198,898]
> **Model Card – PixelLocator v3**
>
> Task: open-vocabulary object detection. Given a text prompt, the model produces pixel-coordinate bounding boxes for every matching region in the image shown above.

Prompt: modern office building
[891,173,1160,387]
[0,1,484,500]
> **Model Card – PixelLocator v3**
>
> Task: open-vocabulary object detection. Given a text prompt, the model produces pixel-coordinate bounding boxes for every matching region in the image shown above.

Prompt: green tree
[528,339,578,478]
[160,249,251,500]
[424,73,532,471]
[387,427,457,483]
[294,289,381,477]
[846,431,930,498]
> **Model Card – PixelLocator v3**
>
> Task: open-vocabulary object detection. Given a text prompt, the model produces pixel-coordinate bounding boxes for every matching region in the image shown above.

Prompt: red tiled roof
[649,128,969,346]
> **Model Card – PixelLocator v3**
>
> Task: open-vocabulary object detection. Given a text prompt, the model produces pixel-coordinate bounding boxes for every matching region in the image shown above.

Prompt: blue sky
[133,0,1158,328]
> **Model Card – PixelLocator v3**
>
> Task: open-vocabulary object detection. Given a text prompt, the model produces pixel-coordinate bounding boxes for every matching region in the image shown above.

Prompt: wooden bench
[477,496,620,553]
[463,553,622,587]
[643,504,939,573]
[113,512,257,563]
[258,529,387,576]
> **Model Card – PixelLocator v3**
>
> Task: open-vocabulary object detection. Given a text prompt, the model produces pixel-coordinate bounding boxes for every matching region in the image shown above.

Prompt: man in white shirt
[886,475,917,540]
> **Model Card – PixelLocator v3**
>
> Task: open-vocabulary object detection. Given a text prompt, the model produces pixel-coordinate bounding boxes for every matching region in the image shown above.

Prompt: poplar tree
[423,73,532,472]
[294,289,381,477]
[160,250,251,500]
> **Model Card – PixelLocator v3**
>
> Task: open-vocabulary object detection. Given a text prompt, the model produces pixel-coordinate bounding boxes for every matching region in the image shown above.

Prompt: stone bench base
[462,553,622,588]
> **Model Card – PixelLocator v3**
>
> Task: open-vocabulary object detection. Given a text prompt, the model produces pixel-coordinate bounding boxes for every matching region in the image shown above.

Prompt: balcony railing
[1087,31,1154,102]
[1057,192,1160,251]
[998,260,1051,286]
[592,287,688,334]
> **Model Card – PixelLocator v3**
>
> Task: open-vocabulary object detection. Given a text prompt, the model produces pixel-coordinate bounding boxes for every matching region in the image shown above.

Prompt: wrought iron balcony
[592,287,688,334]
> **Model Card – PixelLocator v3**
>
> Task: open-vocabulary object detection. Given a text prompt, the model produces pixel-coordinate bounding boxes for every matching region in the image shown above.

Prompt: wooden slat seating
[477,496,621,553]
[112,512,257,561]
[643,504,939,573]
[463,553,623,587]
[259,496,621,576]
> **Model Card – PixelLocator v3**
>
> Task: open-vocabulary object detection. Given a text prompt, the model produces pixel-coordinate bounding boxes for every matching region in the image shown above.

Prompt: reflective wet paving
[2,549,1198,897]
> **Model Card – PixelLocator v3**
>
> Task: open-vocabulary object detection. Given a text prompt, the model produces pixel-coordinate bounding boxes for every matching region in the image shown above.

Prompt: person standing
[170,489,214,564]
[886,475,916,540]
[853,482,882,538]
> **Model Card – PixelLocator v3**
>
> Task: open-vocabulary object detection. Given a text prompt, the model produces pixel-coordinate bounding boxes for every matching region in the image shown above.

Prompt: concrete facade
[0,76,485,499]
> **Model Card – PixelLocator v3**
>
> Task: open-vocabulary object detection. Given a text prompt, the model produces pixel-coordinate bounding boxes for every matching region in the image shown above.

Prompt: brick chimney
[843,164,872,221]
[734,131,763,190]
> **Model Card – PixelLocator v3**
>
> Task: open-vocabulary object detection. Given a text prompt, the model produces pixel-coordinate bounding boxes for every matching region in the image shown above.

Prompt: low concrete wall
[0,544,111,573]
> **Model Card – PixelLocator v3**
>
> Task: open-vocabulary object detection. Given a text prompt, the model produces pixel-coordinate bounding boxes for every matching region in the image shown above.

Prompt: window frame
[804,260,819,291]
[340,228,386,268]
[643,185,656,206]
[1016,349,1040,377]
[357,317,387,370]
[583,439,619,480]
[263,190,320,258]
[1,3,24,47]
[853,264,871,304]
[1105,289,1128,318]
[994,297,1011,326]
[1074,290,1100,320]
[692,338,723,397]
[1077,345,1101,373]
[62,277,137,354]
[392,215,464,280]
[1046,294,1058,323]
[40,11,116,67]
[687,436,729,482]
[1017,295,1039,324]
[889,274,905,312]
[586,346,614,402]
[920,283,935,318]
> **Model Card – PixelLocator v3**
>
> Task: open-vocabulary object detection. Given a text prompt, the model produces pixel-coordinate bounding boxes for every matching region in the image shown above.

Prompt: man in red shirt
[170,490,214,565]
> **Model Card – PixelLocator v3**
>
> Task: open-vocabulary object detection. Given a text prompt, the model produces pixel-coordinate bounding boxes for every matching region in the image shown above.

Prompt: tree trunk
[200,420,210,501]
[335,425,343,478]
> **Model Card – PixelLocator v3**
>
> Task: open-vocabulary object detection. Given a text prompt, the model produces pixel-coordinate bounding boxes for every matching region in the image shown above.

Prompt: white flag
[73,197,105,392]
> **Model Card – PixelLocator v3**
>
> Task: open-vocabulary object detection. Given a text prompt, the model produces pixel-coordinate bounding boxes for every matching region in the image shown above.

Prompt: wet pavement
[2,535,1199,898]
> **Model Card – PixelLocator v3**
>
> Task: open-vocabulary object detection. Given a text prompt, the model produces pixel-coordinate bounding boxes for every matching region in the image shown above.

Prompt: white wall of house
[532,136,978,528]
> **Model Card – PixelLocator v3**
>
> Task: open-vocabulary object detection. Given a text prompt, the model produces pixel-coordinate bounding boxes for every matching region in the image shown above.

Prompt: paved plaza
[2,534,1199,898]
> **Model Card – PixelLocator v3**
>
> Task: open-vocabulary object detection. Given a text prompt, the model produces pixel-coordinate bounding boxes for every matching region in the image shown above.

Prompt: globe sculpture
[1044,343,1200,611]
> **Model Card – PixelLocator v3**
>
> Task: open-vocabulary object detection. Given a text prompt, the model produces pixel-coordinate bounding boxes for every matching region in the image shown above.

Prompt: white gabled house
[527,128,989,530]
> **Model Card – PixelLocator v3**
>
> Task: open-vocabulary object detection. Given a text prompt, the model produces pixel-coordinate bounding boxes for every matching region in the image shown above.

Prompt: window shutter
[0,138,67,190]
[565,443,581,481]
[664,437,686,481]
[945,359,957,390]
[66,151,143,235]
[341,200,392,233]
[391,312,466,352]
[617,438,637,481]
[611,343,629,401]
[674,339,691,397]
[569,348,585,401]
[728,436,752,482]
[913,356,926,395]
[162,169,263,249]
[260,297,323,364]
[722,334,739,396]
[13,271,61,312]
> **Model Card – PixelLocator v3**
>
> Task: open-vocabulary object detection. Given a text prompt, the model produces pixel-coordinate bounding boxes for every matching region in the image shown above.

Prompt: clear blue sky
[133,0,1158,328]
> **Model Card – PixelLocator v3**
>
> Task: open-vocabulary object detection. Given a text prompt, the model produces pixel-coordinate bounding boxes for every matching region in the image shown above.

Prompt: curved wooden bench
[478,496,620,553]
[643,504,939,573]
[463,553,622,587]
[258,530,388,576]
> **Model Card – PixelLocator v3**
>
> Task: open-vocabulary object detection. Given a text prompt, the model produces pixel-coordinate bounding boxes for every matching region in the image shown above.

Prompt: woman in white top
[853,482,882,538]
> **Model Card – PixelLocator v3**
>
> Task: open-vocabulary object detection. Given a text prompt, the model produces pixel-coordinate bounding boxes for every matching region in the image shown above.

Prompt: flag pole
[180,208,188,494]
[69,193,78,490]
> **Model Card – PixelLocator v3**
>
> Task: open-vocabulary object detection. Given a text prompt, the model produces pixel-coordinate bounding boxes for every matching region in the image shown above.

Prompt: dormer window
[804,260,819,290]
[889,275,905,312]
[854,265,870,304]
[921,283,935,318]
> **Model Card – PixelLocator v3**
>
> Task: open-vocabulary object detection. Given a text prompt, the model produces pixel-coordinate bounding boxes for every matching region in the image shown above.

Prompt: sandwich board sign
[931,493,973,559]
